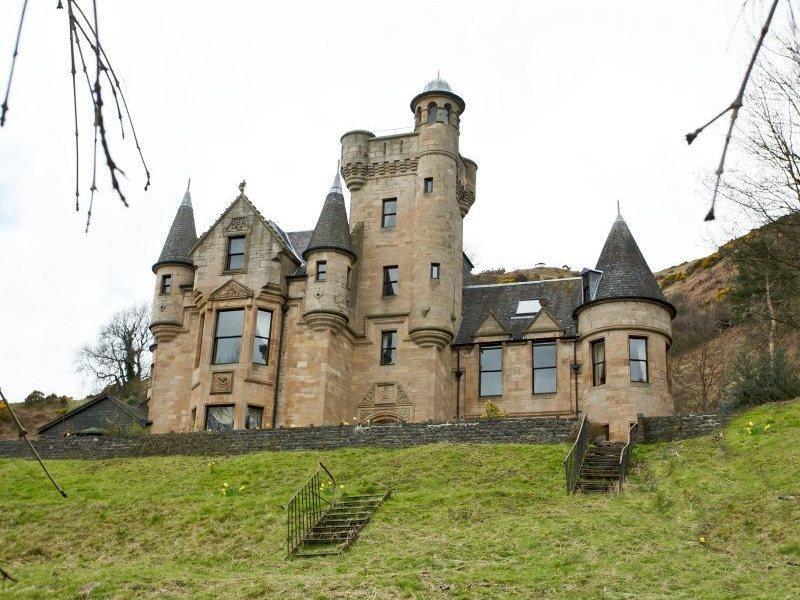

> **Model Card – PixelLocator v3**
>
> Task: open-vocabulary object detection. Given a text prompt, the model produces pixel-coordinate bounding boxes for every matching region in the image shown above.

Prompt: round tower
[302,171,355,332]
[408,78,466,349]
[151,183,197,343]
[575,213,676,440]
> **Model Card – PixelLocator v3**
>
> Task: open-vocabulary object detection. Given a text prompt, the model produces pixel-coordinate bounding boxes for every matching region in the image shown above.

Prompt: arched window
[426,101,437,124]
[415,106,422,127]
[442,103,452,124]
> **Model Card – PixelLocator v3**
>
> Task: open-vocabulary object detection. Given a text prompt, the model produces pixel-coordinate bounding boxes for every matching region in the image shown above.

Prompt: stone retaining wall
[0,411,738,461]
[638,412,733,442]
[0,417,579,460]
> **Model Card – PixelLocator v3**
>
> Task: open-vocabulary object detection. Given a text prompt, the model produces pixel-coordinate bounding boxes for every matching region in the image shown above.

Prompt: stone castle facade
[148,79,676,440]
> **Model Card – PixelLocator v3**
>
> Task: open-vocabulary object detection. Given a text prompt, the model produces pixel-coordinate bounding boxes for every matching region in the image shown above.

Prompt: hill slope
[1,401,799,599]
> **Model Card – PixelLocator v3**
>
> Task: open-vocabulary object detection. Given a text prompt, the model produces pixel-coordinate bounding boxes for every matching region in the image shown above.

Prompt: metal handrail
[618,422,638,493]
[563,413,589,494]
[285,462,338,556]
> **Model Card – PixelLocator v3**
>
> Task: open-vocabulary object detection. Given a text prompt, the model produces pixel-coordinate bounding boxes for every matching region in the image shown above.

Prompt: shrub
[481,400,506,420]
[724,349,800,409]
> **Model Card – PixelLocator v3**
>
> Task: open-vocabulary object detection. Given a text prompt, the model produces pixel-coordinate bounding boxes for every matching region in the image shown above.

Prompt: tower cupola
[411,76,465,130]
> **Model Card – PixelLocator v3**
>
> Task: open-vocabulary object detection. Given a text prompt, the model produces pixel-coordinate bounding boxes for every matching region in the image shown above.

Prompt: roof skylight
[516,299,541,316]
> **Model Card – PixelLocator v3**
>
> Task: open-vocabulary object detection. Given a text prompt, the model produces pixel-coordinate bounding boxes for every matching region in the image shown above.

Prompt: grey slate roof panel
[303,173,354,259]
[593,216,668,305]
[455,278,583,344]
[286,230,313,258]
[153,190,197,271]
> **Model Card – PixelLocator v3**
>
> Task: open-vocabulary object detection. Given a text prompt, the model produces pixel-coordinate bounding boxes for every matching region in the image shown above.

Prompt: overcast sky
[0,1,778,400]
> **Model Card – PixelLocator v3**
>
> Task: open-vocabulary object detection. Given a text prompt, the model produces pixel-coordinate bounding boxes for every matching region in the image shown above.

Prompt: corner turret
[151,182,197,342]
[302,171,356,332]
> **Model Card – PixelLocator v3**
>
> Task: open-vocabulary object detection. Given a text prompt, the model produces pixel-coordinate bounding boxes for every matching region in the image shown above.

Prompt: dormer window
[226,236,246,271]
[580,269,602,303]
[516,300,541,316]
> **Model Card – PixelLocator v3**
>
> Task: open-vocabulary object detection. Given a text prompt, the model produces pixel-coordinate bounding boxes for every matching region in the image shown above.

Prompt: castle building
[148,79,675,440]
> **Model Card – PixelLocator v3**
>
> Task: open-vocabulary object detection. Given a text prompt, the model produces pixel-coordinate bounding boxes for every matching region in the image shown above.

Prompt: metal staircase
[285,462,390,557]
[565,419,638,494]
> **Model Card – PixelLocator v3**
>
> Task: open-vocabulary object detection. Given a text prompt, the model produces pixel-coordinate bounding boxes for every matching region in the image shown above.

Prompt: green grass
[1,402,799,599]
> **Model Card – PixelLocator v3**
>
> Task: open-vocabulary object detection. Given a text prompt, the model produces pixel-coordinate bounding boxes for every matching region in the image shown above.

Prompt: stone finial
[238,180,247,196]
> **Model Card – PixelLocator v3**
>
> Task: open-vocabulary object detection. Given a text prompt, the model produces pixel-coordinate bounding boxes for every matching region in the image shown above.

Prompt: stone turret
[407,77,473,349]
[302,171,355,332]
[576,211,675,439]
[151,182,197,342]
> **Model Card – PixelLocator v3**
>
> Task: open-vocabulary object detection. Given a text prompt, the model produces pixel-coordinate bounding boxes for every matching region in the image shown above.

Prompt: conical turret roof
[152,182,197,272]
[303,172,354,260]
[592,214,674,314]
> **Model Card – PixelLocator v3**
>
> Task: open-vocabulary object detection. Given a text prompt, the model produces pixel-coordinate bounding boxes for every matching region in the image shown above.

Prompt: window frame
[423,177,434,193]
[381,198,397,228]
[225,235,246,271]
[252,309,273,366]
[532,339,557,394]
[160,274,172,295]
[382,265,399,297]
[430,262,440,280]
[591,339,606,386]
[479,344,503,397]
[380,330,398,365]
[245,404,265,430]
[205,403,235,432]
[212,308,245,365]
[315,260,327,282]
[629,336,649,383]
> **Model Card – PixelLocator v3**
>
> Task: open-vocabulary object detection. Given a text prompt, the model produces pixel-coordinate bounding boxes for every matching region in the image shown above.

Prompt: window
[591,339,606,386]
[442,103,452,124]
[346,266,352,288]
[191,407,197,430]
[245,405,264,430]
[226,236,246,270]
[516,299,541,316]
[205,405,234,432]
[315,261,327,282]
[426,101,437,124]
[533,340,557,394]
[252,309,272,365]
[380,331,397,365]
[212,309,244,364]
[480,345,503,396]
[629,337,648,383]
[381,198,397,228]
[430,262,440,280]
[160,274,172,294]
[383,266,399,296]
[424,177,433,193]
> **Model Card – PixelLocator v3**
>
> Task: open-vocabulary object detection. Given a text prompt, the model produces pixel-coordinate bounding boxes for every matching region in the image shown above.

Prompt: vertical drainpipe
[572,338,580,415]
[455,348,463,419]
[271,302,289,429]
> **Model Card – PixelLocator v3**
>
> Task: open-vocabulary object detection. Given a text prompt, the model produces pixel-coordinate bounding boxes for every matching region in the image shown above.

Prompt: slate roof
[592,215,673,312]
[303,173,354,259]
[153,188,197,272]
[454,278,583,344]
[37,393,149,436]
[286,230,313,257]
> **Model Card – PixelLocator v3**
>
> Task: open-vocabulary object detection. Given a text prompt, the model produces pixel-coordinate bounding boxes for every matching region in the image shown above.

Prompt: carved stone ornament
[211,371,234,394]
[226,216,251,234]
[210,279,254,301]
[357,382,413,422]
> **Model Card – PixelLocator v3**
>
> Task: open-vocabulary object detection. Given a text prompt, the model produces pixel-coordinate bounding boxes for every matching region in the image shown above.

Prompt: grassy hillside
[0,398,84,441]
[1,401,799,599]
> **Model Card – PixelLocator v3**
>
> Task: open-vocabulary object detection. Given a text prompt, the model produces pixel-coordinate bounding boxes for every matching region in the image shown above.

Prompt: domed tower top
[410,75,465,130]
[410,76,466,114]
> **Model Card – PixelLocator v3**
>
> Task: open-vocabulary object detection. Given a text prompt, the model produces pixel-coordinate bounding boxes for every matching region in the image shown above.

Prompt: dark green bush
[724,349,800,409]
